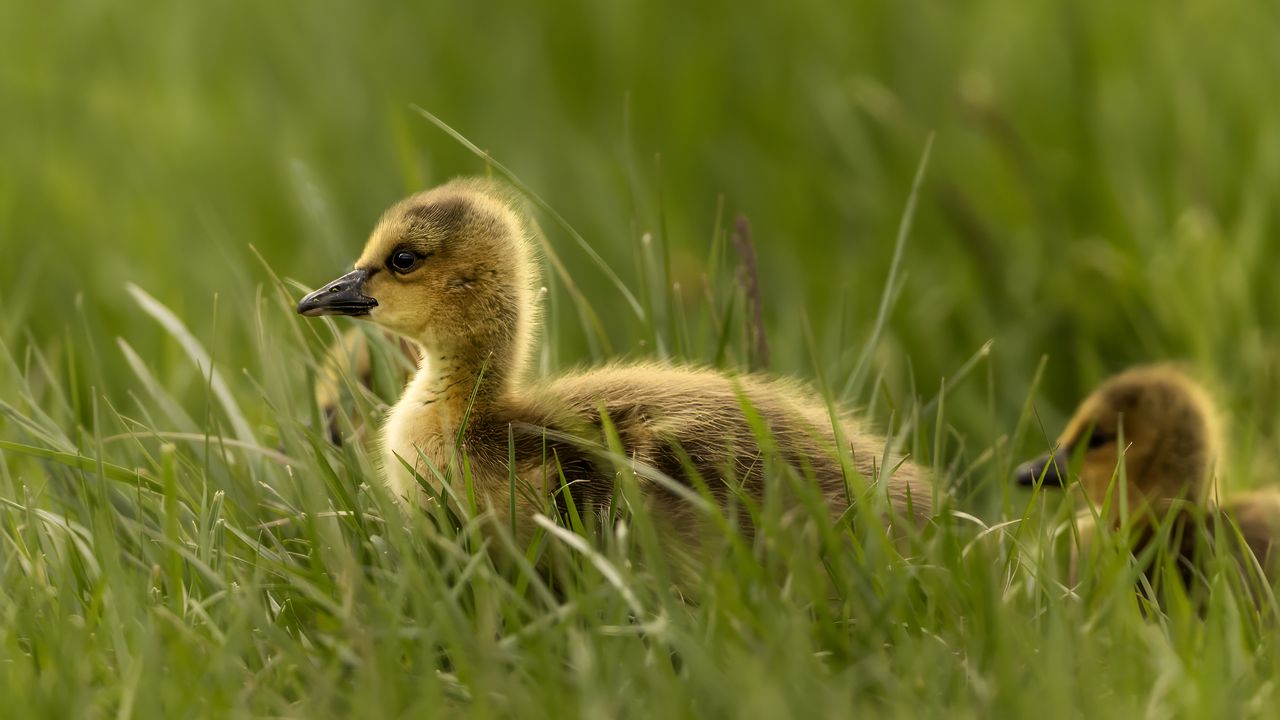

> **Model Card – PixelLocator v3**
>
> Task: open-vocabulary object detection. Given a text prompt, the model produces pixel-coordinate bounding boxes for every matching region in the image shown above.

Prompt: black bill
[297,269,377,317]
[1014,448,1070,487]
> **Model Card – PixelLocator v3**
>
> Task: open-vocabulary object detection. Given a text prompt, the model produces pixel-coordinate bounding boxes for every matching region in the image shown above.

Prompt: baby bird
[1015,365,1280,586]
[297,177,933,546]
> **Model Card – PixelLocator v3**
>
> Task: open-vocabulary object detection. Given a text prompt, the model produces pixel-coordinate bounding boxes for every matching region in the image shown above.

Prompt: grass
[4,0,1280,716]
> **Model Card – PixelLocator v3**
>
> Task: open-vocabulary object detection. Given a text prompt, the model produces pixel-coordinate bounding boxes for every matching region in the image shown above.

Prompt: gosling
[1015,365,1280,585]
[297,178,933,546]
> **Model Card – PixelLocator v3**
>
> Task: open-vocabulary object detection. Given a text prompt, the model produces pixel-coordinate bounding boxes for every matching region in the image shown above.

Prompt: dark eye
[1086,430,1114,449]
[389,250,418,273]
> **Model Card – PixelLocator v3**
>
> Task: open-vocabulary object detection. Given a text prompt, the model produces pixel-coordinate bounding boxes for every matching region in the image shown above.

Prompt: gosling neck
[1106,446,1212,526]
[1138,464,1212,509]
[1142,425,1215,506]
[405,335,522,424]
[402,274,537,425]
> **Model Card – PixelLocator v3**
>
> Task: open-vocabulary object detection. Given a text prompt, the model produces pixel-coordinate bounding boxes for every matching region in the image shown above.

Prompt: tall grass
[3,0,1280,716]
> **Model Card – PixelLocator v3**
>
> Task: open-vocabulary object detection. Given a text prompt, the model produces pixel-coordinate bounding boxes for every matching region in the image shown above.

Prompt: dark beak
[1014,448,1070,488]
[297,269,378,317]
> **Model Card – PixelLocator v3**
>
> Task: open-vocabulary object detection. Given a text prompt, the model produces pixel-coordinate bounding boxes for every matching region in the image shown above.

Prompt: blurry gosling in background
[313,327,418,445]
[296,177,933,545]
[1015,365,1280,583]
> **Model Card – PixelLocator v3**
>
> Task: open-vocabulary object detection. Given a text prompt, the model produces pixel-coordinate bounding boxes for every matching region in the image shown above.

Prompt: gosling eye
[1085,429,1115,450]
[388,250,420,274]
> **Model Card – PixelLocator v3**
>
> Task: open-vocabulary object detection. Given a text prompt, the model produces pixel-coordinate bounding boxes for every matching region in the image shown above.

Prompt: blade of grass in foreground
[125,283,257,446]
[0,439,164,493]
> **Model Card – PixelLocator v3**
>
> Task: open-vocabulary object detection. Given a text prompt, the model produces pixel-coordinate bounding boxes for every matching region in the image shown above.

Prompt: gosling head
[1014,365,1220,508]
[297,178,538,376]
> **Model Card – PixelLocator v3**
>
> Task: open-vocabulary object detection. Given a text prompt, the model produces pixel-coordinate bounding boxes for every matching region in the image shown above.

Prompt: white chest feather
[381,359,453,503]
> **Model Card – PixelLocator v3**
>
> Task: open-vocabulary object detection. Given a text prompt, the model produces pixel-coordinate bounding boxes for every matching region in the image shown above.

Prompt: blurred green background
[3,0,1280,500]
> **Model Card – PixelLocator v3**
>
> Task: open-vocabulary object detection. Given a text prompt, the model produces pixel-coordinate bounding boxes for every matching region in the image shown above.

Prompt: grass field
[3,0,1280,716]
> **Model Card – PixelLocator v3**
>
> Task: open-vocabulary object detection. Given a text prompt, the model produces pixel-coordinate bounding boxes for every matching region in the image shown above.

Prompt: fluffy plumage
[299,177,933,545]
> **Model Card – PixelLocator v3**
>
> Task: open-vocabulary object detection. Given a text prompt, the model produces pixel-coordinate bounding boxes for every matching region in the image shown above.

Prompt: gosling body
[300,178,933,545]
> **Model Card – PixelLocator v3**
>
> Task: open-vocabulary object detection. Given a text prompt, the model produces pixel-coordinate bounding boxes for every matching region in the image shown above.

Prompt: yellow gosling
[298,177,933,546]
[1015,365,1280,587]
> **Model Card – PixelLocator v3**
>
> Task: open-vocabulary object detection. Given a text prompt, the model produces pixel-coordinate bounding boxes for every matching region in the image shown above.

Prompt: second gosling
[1015,365,1280,585]
[313,326,419,445]
[297,178,934,546]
